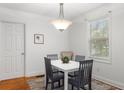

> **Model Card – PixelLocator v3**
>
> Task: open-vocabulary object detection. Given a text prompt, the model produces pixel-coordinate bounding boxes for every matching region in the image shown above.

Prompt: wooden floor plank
[0,77,30,90]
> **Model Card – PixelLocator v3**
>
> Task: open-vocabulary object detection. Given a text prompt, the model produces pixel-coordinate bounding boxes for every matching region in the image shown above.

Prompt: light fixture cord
[59,3,64,19]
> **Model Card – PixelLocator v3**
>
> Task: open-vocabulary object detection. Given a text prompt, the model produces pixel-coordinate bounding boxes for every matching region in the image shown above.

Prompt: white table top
[51,60,79,72]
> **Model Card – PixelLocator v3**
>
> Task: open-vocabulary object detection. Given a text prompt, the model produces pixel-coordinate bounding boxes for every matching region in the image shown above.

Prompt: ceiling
[0,3,105,19]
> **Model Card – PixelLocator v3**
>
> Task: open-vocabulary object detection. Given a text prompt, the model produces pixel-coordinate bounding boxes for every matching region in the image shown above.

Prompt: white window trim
[87,15,112,64]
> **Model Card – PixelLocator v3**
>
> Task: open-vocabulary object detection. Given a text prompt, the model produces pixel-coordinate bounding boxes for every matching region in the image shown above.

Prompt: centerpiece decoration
[61,56,69,64]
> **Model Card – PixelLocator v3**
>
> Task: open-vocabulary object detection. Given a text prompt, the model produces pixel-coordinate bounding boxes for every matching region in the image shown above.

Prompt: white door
[0,21,25,80]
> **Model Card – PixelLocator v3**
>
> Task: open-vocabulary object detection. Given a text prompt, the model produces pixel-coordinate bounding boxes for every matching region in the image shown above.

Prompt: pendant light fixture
[51,3,72,32]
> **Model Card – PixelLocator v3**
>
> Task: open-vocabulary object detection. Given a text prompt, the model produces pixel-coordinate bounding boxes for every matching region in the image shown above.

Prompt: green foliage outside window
[90,18,109,58]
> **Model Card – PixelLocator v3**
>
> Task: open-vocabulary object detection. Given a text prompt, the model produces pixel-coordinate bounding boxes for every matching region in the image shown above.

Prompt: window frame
[87,16,112,63]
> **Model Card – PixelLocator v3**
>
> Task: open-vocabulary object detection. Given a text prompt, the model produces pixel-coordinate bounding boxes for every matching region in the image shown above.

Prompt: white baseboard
[25,72,44,77]
[93,74,124,89]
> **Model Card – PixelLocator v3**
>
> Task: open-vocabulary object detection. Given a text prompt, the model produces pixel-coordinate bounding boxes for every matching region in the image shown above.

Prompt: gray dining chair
[60,51,73,60]
[75,55,85,62]
[68,55,85,77]
[47,54,58,60]
[68,60,93,90]
[47,54,59,73]
[44,57,64,90]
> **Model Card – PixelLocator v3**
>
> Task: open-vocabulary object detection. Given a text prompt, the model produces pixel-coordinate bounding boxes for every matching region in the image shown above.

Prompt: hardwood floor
[0,76,120,90]
[0,77,30,90]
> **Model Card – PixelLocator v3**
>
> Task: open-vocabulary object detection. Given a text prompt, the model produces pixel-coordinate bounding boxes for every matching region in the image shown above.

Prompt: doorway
[0,21,25,80]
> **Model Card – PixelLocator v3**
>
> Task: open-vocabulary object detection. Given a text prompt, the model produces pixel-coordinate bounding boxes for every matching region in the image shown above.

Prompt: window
[89,17,111,62]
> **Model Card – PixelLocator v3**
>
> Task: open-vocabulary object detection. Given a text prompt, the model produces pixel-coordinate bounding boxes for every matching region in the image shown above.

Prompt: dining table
[51,60,79,90]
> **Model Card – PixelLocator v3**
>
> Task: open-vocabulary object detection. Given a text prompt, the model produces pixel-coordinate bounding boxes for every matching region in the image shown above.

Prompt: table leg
[44,73,46,87]
[64,71,68,90]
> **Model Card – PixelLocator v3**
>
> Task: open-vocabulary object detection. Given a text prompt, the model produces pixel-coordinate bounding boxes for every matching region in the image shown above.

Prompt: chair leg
[77,87,80,90]
[62,79,64,86]
[45,78,48,90]
[77,84,80,90]
[51,82,54,90]
[58,80,61,87]
[45,83,48,90]
[71,85,74,90]
[89,82,92,90]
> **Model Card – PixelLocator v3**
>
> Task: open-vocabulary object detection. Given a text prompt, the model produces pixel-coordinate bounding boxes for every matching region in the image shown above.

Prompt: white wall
[69,21,87,56]
[69,4,124,89]
[0,7,69,77]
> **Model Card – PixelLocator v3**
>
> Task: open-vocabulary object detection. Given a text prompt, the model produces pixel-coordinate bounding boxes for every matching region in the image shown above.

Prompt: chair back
[75,55,85,62]
[79,60,93,86]
[47,54,58,60]
[44,57,53,79]
[61,51,73,60]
